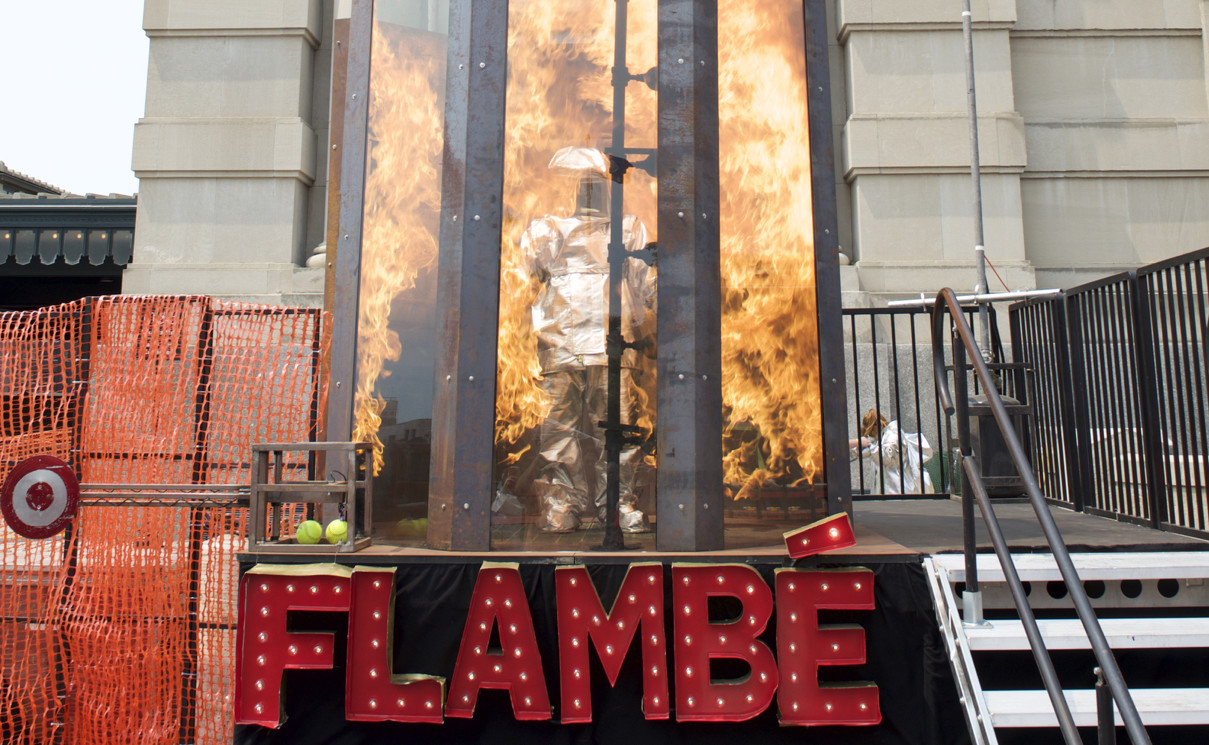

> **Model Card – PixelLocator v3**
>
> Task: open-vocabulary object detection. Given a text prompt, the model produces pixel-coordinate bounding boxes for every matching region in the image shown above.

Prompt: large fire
[717,1,824,493]
[495,0,659,459]
[353,0,822,502]
[352,21,446,475]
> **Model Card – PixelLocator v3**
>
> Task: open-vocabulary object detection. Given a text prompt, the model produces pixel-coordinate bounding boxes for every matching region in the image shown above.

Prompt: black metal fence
[843,305,1004,498]
[1011,247,1209,540]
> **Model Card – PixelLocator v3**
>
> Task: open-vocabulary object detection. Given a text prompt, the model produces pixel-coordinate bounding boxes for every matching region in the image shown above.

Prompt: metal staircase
[926,552,1209,742]
[927,288,1209,745]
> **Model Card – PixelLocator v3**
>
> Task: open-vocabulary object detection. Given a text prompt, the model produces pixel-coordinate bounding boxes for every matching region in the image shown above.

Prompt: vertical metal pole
[656,0,723,551]
[182,302,214,742]
[953,332,984,624]
[804,0,852,515]
[326,0,375,443]
[1096,667,1115,745]
[427,0,508,550]
[1132,271,1168,529]
[1052,294,1087,511]
[961,0,991,362]
[600,0,641,551]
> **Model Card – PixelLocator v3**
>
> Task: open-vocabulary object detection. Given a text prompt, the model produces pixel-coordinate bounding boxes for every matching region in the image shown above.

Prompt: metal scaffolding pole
[962,0,992,361]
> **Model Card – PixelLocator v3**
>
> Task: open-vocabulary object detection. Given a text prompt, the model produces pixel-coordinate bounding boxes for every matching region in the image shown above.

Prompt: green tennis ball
[325,519,348,544]
[295,519,323,545]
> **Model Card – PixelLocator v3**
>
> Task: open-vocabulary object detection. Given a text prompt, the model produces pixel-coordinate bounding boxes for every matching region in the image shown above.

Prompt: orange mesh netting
[0,296,326,745]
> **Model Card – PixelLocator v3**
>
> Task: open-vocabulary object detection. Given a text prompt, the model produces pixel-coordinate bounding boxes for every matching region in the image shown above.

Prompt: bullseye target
[1,455,79,539]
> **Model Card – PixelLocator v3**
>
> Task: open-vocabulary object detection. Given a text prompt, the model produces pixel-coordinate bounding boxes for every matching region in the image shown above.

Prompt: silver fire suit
[523,211,655,532]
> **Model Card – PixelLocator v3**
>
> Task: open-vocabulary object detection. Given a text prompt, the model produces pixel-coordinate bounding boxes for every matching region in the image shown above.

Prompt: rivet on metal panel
[468,375,475,382]
[459,63,464,69]
[678,504,685,511]
[335,381,342,388]
[474,215,481,221]
[343,234,349,241]
[453,215,458,221]
[677,58,684,64]
[479,62,486,68]
[677,373,685,380]
[677,211,684,218]
[446,375,452,382]
[351,93,358,100]
[463,503,471,510]
[332,144,338,150]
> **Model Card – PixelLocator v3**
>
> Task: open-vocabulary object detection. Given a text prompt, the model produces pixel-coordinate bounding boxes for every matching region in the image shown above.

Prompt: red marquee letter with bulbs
[671,564,779,722]
[345,567,445,722]
[555,562,669,722]
[235,566,353,727]
[777,513,879,726]
[445,562,551,720]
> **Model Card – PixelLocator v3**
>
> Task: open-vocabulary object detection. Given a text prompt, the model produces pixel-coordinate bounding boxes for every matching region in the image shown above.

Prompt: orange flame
[352,21,445,475]
[354,2,822,496]
[495,0,659,457]
[718,0,823,491]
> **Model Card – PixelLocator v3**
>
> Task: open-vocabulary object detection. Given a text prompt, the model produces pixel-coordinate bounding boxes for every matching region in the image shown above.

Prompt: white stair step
[966,617,1209,651]
[933,551,1209,583]
[984,688,1209,727]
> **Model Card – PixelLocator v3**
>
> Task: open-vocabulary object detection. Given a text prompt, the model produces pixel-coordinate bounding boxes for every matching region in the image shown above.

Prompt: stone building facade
[125,0,1209,306]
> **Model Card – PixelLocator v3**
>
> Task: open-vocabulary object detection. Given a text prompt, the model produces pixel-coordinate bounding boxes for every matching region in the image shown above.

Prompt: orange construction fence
[0,296,327,745]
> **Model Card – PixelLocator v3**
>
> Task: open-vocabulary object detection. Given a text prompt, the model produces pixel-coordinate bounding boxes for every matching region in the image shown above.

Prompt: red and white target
[1,455,79,539]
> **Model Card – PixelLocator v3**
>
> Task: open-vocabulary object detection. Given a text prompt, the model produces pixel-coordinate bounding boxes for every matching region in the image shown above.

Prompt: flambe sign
[235,514,877,728]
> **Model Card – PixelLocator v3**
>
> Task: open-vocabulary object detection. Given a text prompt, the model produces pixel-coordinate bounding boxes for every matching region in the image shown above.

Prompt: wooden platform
[240,497,1209,564]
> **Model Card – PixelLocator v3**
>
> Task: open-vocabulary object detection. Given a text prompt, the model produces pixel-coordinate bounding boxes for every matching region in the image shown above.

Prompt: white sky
[0,2,148,196]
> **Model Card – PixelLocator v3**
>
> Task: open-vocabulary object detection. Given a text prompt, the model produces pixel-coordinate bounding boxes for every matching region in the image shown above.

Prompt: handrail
[931,287,1151,745]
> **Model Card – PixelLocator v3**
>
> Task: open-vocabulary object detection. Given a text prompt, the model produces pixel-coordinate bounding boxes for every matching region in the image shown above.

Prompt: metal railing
[1011,247,1209,540]
[844,305,1005,498]
[933,287,1151,745]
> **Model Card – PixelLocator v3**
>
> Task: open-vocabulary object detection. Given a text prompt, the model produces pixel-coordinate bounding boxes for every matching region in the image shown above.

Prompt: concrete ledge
[121,262,325,306]
[144,0,323,43]
[1024,119,1209,173]
[145,35,317,118]
[1011,35,1208,120]
[838,0,1016,34]
[843,113,1027,178]
[1013,0,1201,33]
[1022,176,1209,269]
[132,118,317,182]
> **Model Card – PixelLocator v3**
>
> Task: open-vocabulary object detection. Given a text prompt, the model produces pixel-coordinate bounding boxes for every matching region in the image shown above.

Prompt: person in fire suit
[522,146,655,533]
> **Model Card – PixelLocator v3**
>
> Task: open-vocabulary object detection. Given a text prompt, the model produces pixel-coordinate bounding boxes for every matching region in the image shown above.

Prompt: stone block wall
[833,0,1209,300]
[125,0,331,305]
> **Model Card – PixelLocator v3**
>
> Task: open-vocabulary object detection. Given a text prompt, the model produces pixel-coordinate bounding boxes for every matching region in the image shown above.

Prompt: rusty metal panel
[426,0,509,550]
[803,0,852,515]
[326,0,374,443]
[655,0,724,551]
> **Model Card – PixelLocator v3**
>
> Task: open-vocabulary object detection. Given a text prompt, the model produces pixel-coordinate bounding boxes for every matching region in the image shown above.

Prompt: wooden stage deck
[244,497,1209,565]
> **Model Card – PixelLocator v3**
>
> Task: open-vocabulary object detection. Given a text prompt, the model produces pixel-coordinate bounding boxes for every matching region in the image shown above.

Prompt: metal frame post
[804,0,852,515]
[656,0,724,551]
[326,0,374,443]
[426,0,509,550]
[1131,271,1169,529]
